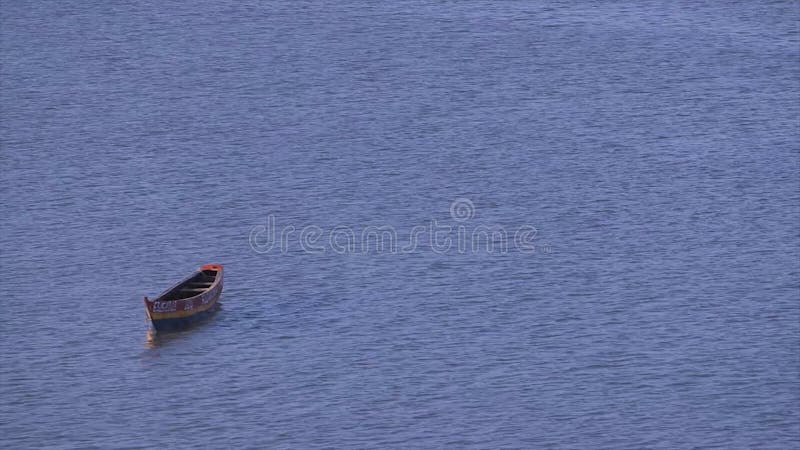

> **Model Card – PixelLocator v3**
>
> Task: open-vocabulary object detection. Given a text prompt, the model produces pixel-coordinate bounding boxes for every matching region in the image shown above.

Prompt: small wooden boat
[144,263,223,331]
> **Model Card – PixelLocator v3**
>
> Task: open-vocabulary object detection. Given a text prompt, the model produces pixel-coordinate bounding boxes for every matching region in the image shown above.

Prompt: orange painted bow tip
[201,263,223,271]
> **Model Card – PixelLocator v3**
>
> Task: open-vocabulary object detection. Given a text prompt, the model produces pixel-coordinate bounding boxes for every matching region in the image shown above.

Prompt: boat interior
[158,269,218,301]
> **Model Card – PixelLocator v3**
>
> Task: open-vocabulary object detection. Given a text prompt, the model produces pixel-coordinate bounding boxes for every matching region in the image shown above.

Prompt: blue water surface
[1,1,799,448]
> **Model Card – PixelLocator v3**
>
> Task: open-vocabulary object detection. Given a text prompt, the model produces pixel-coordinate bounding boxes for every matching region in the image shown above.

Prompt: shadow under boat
[144,304,222,348]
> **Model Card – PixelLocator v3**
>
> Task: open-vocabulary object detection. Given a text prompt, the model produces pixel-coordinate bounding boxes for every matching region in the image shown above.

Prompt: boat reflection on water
[144,304,222,349]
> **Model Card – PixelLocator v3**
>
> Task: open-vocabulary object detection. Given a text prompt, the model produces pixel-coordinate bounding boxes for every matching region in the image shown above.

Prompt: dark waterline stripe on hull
[151,305,220,331]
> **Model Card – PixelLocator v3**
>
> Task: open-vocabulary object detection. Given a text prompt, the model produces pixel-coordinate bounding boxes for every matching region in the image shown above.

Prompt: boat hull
[144,264,223,332]
[149,303,221,331]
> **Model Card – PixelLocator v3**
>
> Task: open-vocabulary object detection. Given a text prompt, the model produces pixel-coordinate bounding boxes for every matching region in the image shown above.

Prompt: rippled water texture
[2,2,799,448]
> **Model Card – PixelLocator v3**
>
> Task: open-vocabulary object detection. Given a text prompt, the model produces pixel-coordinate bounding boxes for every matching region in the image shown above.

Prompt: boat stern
[200,263,223,272]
